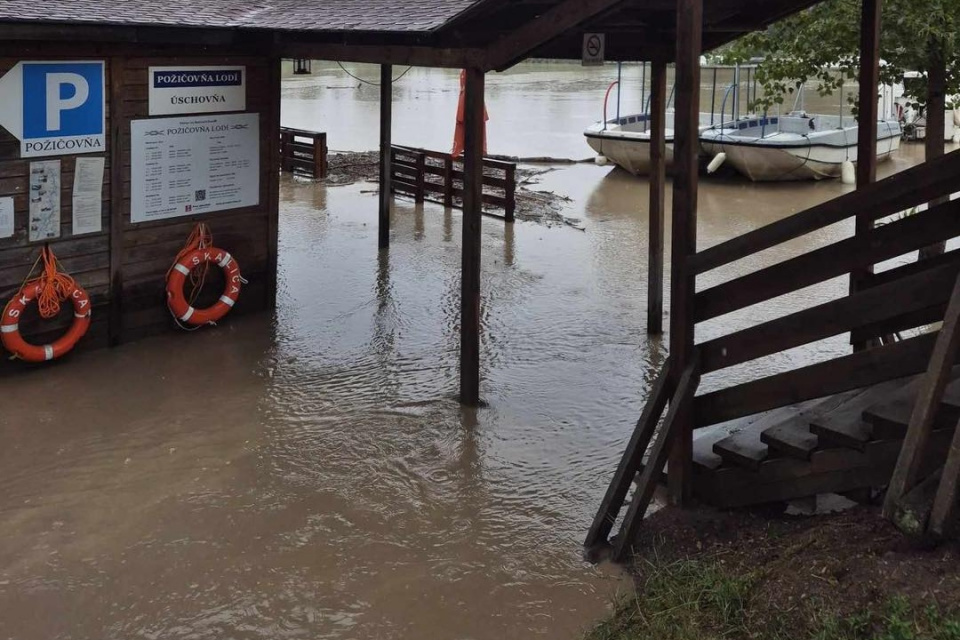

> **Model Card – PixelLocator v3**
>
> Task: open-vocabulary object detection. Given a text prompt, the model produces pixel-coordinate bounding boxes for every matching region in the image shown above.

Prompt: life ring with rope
[165,224,245,329]
[1,246,91,362]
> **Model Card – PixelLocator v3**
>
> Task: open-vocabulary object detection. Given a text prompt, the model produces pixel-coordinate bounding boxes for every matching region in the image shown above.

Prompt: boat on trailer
[699,112,903,181]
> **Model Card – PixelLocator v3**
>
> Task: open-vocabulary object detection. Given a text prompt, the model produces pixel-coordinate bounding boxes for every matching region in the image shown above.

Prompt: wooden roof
[0,0,822,69]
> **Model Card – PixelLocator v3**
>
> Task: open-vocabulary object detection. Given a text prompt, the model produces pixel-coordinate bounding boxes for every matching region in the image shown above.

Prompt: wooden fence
[280,127,327,179]
[390,145,517,221]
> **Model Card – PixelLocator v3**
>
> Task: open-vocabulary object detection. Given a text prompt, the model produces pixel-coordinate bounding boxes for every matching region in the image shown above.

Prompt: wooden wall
[0,46,280,370]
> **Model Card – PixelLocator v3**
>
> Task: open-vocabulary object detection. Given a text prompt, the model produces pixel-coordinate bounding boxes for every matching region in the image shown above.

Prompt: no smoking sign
[582,33,606,66]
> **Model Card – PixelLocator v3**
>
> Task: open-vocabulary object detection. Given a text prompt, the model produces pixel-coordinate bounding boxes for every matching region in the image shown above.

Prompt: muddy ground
[626,505,960,636]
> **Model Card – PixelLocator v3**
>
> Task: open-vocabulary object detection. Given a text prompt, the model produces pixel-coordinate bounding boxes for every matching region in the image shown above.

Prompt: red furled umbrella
[452,70,489,157]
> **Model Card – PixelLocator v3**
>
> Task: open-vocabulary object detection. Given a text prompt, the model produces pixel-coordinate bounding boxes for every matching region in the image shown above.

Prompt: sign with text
[0,61,106,157]
[148,66,246,115]
[582,34,606,67]
[131,113,260,223]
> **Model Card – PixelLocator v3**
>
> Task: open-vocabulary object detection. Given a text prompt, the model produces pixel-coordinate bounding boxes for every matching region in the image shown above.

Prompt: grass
[585,557,960,640]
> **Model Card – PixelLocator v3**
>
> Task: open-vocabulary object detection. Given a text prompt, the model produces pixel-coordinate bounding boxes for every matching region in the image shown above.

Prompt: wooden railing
[587,149,960,558]
[692,149,960,429]
[390,145,517,221]
[280,127,328,179]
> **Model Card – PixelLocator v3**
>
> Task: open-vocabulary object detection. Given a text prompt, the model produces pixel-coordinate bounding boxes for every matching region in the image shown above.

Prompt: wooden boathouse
[2,1,959,556]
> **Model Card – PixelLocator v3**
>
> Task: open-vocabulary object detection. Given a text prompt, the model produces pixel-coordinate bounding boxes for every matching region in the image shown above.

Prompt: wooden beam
[459,68,485,406]
[485,0,628,71]
[107,56,125,346]
[279,41,486,70]
[884,274,960,519]
[613,360,699,561]
[379,65,393,250]
[266,57,282,310]
[695,197,960,323]
[851,0,881,299]
[699,258,960,374]
[585,362,673,553]
[690,150,960,276]
[667,0,703,506]
[694,332,939,429]
[647,60,667,335]
[931,416,960,537]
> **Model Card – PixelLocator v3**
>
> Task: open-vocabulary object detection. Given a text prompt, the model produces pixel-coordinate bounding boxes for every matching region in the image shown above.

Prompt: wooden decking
[692,369,960,508]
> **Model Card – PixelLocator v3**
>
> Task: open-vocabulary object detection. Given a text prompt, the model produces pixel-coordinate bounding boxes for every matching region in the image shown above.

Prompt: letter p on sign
[45,73,90,131]
[22,62,104,139]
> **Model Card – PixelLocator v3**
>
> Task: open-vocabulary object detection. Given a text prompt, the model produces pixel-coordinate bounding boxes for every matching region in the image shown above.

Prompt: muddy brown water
[0,62,937,639]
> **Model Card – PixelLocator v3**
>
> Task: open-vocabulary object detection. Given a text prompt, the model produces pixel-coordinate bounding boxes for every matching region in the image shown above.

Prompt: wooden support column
[266,57,282,310]
[668,0,703,505]
[919,47,947,260]
[647,59,667,335]
[460,67,485,406]
[108,56,125,346]
[378,64,393,250]
[851,0,881,300]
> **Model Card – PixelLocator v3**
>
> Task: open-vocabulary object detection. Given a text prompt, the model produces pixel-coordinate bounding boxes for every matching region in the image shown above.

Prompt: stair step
[713,432,770,471]
[810,417,873,451]
[807,379,915,451]
[761,417,819,460]
[862,379,960,439]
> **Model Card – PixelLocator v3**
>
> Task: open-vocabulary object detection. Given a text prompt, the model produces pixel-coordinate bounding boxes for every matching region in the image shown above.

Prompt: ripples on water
[0,63,934,639]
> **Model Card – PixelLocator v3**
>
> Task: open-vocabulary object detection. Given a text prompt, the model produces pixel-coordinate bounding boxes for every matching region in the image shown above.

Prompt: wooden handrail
[699,258,960,374]
[695,197,960,323]
[690,149,960,276]
[612,359,700,561]
[694,332,938,428]
[584,362,673,553]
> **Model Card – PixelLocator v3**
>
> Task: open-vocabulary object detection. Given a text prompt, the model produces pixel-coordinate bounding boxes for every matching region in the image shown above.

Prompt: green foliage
[719,0,960,114]
[585,561,960,640]
[586,557,756,640]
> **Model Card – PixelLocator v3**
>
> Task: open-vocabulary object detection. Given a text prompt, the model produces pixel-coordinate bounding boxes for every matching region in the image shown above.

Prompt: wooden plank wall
[0,56,114,360]
[0,48,279,370]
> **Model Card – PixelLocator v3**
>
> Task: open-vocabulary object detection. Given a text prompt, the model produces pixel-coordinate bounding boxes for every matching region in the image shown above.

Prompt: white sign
[0,61,106,157]
[72,156,105,235]
[131,113,260,223]
[0,197,13,239]
[582,34,606,67]
[149,66,246,116]
[29,160,61,242]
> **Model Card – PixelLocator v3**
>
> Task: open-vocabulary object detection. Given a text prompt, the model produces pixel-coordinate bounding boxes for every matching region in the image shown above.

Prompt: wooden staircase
[586,149,960,561]
[692,372,960,508]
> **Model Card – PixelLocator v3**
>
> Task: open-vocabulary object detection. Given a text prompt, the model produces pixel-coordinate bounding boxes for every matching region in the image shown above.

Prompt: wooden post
[266,57,282,310]
[648,59,667,335]
[443,155,454,207]
[378,64,393,250]
[667,0,703,505]
[851,0,881,299]
[108,56,125,346]
[920,47,947,260]
[314,132,328,179]
[415,152,427,203]
[504,164,516,223]
[460,67,485,406]
[884,273,960,520]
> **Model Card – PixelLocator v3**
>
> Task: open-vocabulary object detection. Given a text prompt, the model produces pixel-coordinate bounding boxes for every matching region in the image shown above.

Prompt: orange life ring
[166,247,242,327]
[1,281,92,362]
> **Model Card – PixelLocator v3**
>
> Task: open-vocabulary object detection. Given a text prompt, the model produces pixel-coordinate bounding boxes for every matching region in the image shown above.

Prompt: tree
[721,0,960,115]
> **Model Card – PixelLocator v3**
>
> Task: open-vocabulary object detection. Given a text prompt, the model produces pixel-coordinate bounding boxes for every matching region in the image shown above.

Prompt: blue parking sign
[0,60,105,157]
[23,62,104,139]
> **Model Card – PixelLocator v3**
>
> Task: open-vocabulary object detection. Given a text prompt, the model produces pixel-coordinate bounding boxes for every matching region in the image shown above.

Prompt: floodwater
[0,61,938,639]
